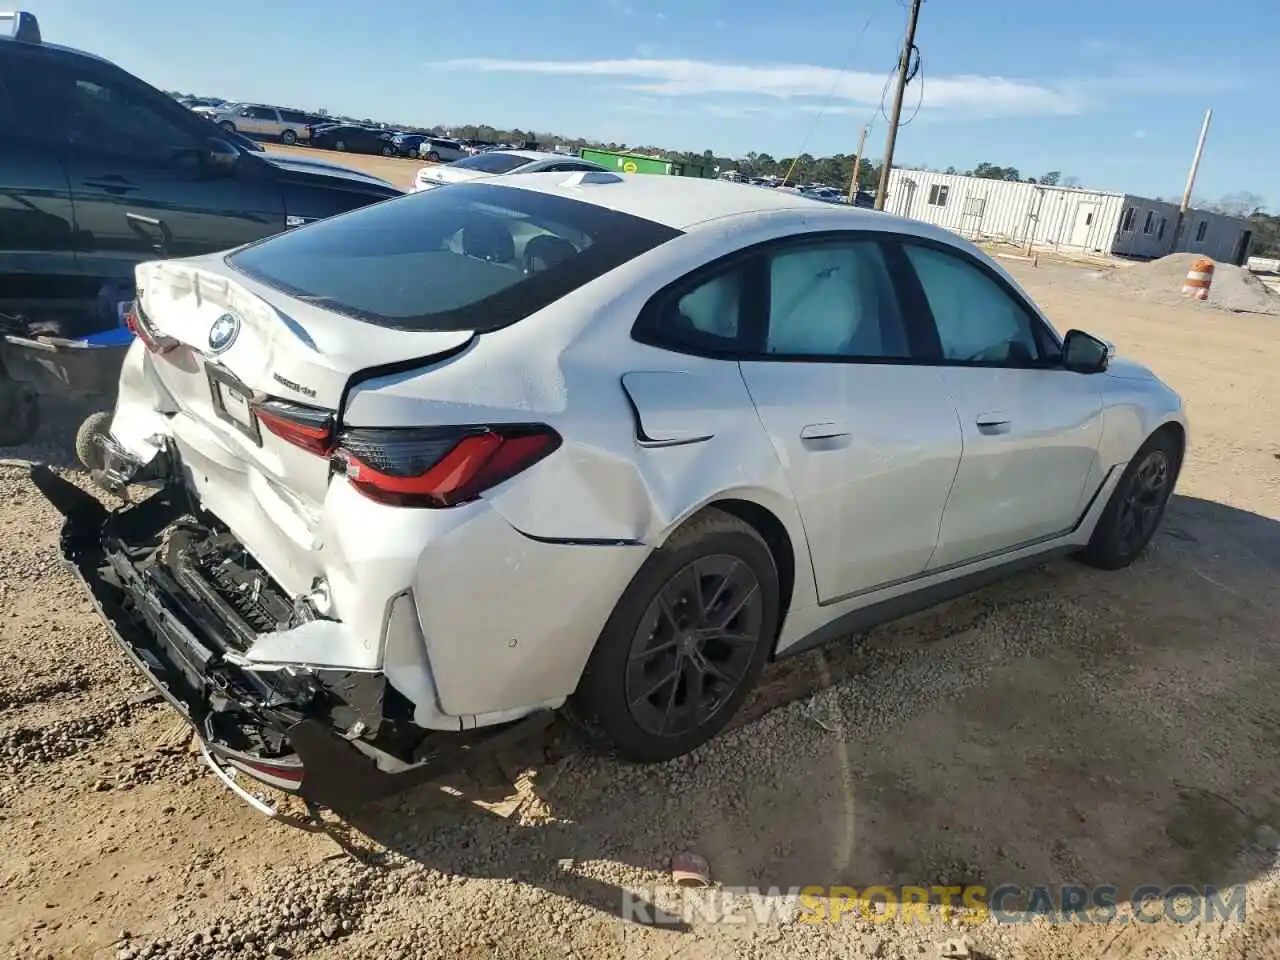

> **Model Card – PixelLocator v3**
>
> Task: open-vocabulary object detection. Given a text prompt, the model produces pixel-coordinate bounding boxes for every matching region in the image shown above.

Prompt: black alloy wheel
[625,556,765,738]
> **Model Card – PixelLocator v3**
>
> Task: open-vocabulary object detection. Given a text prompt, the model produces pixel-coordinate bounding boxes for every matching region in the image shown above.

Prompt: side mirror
[204,138,241,176]
[1062,329,1115,373]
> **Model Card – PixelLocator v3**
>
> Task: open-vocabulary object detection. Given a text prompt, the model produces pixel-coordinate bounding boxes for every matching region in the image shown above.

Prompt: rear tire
[426,151,441,162]
[280,129,297,145]
[571,509,779,762]
[381,144,395,157]
[75,411,113,472]
[334,140,347,151]
[218,120,236,134]
[1078,429,1180,570]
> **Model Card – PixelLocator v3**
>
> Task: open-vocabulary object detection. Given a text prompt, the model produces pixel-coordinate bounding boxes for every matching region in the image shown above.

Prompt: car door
[731,234,964,603]
[42,54,285,282]
[0,46,78,300]
[896,239,1104,568]
[236,105,274,137]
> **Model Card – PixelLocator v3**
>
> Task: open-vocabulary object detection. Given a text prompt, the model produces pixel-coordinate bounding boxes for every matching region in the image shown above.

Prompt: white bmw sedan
[38,171,1186,808]
[411,149,606,193]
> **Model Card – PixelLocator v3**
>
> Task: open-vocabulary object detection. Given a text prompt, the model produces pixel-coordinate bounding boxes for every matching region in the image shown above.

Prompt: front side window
[903,244,1043,366]
[60,67,201,157]
[449,152,534,175]
[764,240,910,359]
[228,182,680,332]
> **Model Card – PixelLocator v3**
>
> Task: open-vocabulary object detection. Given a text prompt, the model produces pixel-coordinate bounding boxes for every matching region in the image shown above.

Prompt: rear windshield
[450,152,534,174]
[227,182,681,332]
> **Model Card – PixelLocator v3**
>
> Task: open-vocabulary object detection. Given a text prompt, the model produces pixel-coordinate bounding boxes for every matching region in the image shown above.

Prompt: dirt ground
[266,143,424,191]
[3,221,1280,960]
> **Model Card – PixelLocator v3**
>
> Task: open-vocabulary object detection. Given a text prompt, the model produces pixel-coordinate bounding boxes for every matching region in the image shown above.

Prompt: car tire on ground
[381,144,395,157]
[218,120,236,134]
[280,129,297,145]
[334,140,347,151]
[426,151,441,162]
[74,410,113,472]
[570,508,780,763]
[1078,428,1181,570]
[0,377,40,447]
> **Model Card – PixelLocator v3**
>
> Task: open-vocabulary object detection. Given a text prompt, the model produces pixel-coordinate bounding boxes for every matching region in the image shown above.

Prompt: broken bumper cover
[31,465,548,810]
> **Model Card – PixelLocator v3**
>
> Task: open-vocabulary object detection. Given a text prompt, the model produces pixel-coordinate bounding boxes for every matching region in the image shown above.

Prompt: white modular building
[884,169,1253,265]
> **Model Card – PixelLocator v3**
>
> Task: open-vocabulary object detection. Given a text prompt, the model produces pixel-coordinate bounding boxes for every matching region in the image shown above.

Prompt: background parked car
[206,103,314,144]
[418,137,467,163]
[309,124,398,154]
[411,150,606,191]
[0,19,401,316]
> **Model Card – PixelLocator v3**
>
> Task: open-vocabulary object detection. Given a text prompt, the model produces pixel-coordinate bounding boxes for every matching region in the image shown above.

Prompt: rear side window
[0,46,69,145]
[227,182,681,332]
[450,152,533,174]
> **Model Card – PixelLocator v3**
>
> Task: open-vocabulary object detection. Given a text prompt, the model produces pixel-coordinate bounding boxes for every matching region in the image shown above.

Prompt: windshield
[227,182,680,332]
[449,152,535,175]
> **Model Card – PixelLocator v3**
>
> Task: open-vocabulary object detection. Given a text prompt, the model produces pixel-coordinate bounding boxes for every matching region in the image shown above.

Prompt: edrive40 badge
[208,312,241,354]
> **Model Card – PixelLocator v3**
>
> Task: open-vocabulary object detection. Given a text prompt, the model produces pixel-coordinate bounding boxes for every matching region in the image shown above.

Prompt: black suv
[0,13,402,313]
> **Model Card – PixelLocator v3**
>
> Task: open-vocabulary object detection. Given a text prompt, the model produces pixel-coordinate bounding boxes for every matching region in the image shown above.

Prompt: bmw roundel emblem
[208,312,241,354]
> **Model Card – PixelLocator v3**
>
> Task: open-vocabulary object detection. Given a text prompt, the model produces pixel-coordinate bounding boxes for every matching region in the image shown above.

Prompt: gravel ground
[3,257,1280,959]
[1098,252,1280,316]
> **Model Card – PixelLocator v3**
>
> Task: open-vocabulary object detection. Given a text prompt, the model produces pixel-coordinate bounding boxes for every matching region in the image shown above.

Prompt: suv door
[0,47,79,303]
[32,50,285,283]
[897,239,1104,567]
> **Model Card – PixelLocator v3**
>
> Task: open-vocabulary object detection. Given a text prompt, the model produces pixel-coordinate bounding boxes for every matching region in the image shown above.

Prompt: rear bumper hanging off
[30,464,550,811]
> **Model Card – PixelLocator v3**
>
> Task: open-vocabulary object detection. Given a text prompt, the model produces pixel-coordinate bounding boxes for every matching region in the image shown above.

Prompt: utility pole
[1172,108,1212,247]
[874,0,923,211]
[847,125,869,203]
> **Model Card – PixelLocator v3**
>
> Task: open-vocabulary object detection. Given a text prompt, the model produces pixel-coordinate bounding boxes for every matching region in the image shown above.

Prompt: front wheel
[571,509,779,762]
[218,120,236,134]
[381,144,395,157]
[334,140,347,151]
[1078,430,1180,570]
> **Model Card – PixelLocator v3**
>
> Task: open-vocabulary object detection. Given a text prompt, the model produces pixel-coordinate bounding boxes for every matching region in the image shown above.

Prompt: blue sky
[29,0,1276,207]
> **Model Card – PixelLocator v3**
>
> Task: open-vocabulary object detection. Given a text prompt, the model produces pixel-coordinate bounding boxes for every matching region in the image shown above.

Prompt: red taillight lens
[336,424,561,507]
[254,399,335,455]
[125,301,179,355]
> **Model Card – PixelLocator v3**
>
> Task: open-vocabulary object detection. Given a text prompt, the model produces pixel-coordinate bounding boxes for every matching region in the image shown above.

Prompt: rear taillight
[125,302,179,355]
[335,424,561,508]
[253,399,335,455]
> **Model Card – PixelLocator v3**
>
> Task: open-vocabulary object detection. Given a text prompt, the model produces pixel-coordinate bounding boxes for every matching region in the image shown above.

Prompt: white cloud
[428,57,1087,118]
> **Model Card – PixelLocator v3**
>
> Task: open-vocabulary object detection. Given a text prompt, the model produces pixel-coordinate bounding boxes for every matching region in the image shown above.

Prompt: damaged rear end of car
[37,182,680,810]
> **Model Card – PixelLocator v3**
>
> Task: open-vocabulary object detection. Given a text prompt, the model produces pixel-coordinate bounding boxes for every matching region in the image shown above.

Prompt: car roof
[488,172,889,230]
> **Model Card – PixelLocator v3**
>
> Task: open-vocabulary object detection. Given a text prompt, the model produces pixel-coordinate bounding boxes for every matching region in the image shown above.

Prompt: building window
[1195,221,1208,242]
[1120,207,1137,232]
[1143,211,1156,235]
[927,184,949,207]
[962,196,986,216]
[1084,212,1094,226]
[1157,217,1166,240]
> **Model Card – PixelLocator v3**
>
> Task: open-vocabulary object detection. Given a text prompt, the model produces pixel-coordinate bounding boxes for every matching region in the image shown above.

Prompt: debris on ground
[1103,252,1280,315]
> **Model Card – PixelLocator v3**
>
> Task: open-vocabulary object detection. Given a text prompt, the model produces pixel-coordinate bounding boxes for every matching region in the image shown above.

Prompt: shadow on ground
[291,493,1280,928]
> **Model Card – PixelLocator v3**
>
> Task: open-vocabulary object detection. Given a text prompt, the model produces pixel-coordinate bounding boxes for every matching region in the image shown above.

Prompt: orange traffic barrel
[1182,257,1214,300]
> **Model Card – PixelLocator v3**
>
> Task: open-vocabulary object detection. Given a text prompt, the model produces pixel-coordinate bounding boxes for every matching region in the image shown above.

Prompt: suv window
[244,106,276,120]
[902,243,1043,365]
[15,52,201,157]
[227,182,681,332]
[764,239,910,359]
[279,109,307,123]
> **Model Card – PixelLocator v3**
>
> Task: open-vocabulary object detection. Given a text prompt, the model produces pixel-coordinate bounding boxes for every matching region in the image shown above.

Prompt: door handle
[975,412,1011,430]
[800,422,851,441]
